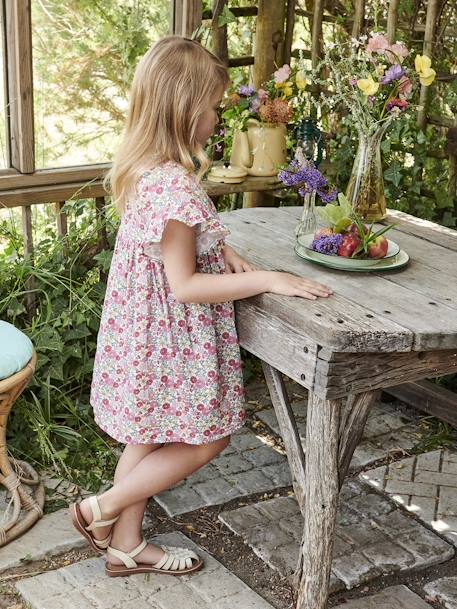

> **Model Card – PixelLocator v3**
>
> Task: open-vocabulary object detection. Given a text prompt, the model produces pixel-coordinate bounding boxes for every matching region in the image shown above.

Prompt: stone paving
[155,427,291,516]
[360,449,457,546]
[0,508,86,573]
[333,585,431,608]
[219,479,454,591]
[256,399,420,471]
[15,531,275,609]
[424,576,457,609]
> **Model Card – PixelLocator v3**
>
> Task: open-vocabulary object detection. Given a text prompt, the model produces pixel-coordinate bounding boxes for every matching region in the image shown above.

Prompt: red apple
[368,235,388,258]
[338,234,361,258]
[349,222,369,238]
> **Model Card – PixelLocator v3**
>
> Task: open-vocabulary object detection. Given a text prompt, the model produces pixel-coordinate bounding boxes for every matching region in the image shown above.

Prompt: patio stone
[424,576,457,609]
[219,481,453,591]
[360,449,457,546]
[16,531,275,609]
[154,427,290,516]
[333,585,431,608]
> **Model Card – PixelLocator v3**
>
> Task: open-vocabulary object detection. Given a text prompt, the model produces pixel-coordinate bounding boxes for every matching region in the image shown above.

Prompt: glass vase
[295,192,317,240]
[345,123,390,222]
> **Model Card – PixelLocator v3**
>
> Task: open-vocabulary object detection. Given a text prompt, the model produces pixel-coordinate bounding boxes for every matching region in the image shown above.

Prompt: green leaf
[218,6,236,27]
[384,162,402,187]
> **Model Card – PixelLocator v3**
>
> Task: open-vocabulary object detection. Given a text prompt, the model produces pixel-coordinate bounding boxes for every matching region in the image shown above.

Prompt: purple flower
[215,143,222,152]
[239,85,255,97]
[218,128,225,136]
[250,97,261,112]
[278,158,337,204]
[311,234,344,255]
[381,64,405,85]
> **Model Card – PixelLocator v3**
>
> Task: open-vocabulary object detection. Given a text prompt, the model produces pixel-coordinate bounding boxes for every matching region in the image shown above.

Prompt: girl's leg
[102,436,230,565]
[79,443,162,543]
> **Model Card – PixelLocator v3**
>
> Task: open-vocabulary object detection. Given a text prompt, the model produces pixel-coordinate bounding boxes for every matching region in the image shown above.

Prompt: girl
[71,36,332,578]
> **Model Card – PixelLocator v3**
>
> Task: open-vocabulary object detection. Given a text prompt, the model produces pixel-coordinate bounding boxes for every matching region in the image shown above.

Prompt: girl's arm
[162,220,332,304]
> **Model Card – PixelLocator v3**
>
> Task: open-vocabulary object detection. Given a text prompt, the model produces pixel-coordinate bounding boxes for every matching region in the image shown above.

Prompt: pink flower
[398,76,413,97]
[366,33,390,55]
[388,42,409,63]
[257,88,268,102]
[274,64,291,84]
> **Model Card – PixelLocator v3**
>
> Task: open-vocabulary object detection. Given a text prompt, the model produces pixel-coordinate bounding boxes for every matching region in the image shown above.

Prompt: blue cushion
[0,321,34,380]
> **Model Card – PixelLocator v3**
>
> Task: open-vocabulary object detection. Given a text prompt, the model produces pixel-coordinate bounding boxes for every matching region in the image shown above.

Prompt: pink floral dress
[91,161,246,445]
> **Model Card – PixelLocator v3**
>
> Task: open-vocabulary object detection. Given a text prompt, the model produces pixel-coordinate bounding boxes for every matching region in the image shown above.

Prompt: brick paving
[219,479,454,591]
[15,531,275,609]
[154,427,290,516]
[360,449,457,546]
[333,585,432,608]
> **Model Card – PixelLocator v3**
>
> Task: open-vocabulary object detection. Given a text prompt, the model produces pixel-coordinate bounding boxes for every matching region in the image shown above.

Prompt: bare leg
[79,443,162,543]
[83,436,230,566]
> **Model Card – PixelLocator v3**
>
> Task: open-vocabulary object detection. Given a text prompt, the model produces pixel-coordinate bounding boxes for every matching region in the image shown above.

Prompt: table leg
[261,362,306,511]
[295,390,378,609]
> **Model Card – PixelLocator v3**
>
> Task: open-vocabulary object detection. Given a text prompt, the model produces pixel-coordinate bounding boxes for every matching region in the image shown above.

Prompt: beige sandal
[105,538,204,577]
[71,496,119,554]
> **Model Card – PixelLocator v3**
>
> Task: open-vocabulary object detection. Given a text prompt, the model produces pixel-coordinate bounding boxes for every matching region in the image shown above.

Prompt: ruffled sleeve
[135,163,230,252]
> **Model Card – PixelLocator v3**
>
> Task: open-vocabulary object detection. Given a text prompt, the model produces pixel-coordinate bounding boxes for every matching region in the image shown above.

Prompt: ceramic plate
[295,240,409,272]
[296,234,401,269]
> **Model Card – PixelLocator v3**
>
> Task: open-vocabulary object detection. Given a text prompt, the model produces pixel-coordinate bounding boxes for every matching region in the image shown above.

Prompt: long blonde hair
[106,36,229,213]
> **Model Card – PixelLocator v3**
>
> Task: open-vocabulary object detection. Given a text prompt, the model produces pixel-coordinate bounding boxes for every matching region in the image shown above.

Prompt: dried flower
[278,156,337,203]
[274,64,291,84]
[311,234,344,255]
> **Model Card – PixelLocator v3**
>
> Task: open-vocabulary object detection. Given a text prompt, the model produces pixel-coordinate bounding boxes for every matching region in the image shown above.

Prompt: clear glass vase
[295,192,317,240]
[345,123,390,222]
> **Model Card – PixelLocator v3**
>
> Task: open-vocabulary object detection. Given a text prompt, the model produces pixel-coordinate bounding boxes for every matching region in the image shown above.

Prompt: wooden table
[221,205,457,609]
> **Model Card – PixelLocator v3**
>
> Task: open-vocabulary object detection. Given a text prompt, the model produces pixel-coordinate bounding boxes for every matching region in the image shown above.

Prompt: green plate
[295,241,410,272]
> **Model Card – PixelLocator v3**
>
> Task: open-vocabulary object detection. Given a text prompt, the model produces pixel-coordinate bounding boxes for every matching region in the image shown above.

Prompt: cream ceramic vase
[230,119,287,177]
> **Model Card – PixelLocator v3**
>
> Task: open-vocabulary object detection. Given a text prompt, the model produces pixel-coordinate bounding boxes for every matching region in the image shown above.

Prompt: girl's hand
[268,271,333,300]
[223,245,257,274]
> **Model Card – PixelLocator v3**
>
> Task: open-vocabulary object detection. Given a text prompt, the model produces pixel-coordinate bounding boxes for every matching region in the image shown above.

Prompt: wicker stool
[0,345,45,545]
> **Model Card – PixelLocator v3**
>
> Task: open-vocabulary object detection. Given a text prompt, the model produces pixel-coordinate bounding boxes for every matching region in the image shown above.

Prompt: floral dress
[90,161,246,445]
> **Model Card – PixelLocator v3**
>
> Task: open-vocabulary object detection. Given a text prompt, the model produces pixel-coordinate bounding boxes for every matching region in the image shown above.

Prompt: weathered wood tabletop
[221,205,457,609]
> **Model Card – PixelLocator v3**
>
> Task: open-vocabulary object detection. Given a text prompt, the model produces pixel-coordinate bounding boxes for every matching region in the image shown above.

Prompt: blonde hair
[105,36,229,213]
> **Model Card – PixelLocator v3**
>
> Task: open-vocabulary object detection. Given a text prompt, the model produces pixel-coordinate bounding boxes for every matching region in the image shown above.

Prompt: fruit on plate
[368,235,388,258]
[310,193,396,260]
[338,234,361,257]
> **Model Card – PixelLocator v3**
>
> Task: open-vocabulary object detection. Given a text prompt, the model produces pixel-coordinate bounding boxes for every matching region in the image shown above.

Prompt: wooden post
[21,204,36,315]
[212,0,229,65]
[283,0,296,65]
[95,196,108,252]
[173,0,203,38]
[417,0,439,130]
[253,0,286,88]
[351,0,365,39]
[386,0,399,43]
[310,0,324,70]
[5,0,34,173]
[55,201,68,238]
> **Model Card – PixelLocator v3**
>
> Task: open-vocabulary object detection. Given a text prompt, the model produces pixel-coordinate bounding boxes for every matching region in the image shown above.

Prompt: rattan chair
[0,351,45,545]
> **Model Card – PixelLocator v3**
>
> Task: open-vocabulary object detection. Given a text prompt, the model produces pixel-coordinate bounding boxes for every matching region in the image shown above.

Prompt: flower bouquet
[302,33,436,221]
[221,64,308,176]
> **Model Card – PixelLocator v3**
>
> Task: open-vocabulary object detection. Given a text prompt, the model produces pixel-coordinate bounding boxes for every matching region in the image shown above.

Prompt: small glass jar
[295,191,317,240]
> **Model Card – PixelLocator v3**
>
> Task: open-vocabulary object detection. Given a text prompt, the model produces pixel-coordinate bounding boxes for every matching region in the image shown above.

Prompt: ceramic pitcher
[230,119,287,177]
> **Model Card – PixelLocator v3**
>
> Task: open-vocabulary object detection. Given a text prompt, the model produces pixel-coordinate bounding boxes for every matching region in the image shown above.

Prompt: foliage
[32,0,169,167]
[0,201,120,489]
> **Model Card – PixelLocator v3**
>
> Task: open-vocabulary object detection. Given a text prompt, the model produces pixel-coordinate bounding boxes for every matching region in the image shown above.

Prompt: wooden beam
[311,0,324,69]
[386,380,457,428]
[55,201,67,237]
[0,163,110,191]
[5,0,34,173]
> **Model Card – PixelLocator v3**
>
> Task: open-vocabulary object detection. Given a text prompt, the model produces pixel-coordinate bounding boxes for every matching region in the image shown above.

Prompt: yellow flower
[295,71,308,90]
[275,80,293,97]
[415,54,431,73]
[357,75,380,96]
[415,54,436,86]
